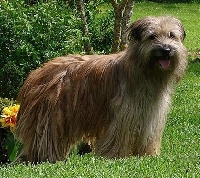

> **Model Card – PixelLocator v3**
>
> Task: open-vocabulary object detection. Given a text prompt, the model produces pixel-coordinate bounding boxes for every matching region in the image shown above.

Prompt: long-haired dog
[15,16,187,163]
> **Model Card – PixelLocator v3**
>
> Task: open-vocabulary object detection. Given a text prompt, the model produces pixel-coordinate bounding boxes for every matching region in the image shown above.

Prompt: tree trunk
[77,0,93,54]
[121,0,135,50]
[112,7,124,53]
[110,0,135,53]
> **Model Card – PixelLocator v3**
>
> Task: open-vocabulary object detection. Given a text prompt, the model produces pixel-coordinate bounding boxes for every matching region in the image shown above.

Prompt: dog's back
[15,52,124,163]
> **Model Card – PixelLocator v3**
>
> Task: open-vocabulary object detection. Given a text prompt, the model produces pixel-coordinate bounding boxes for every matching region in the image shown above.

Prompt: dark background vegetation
[0,0,114,99]
[149,0,199,2]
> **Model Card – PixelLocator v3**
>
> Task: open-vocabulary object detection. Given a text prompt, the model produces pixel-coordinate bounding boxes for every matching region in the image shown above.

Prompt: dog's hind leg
[15,102,72,163]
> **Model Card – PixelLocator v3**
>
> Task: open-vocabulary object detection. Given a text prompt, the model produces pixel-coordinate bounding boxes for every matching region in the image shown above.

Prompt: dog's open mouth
[158,58,171,69]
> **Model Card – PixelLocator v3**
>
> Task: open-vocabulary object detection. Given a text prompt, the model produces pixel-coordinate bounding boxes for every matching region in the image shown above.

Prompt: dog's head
[127,16,187,75]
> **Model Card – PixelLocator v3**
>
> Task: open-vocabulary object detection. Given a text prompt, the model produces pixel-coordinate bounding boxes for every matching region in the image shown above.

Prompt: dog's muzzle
[152,46,173,69]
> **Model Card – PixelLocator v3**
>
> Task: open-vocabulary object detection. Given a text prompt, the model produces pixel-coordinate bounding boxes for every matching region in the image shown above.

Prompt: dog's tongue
[158,59,170,69]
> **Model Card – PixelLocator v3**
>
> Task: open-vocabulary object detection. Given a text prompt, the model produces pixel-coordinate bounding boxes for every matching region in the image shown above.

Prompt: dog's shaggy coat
[15,16,187,163]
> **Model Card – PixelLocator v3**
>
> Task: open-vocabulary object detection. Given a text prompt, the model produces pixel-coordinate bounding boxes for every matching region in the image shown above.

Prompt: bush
[0,1,83,99]
[0,1,114,99]
[85,2,114,53]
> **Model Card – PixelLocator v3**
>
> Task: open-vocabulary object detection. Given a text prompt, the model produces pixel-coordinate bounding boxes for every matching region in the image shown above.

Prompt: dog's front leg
[94,119,133,159]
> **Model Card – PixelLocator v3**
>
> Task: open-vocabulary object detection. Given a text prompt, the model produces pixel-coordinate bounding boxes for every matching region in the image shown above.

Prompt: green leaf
[4,131,20,161]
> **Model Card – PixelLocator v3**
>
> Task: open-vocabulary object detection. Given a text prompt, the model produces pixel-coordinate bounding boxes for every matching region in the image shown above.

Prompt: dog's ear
[179,23,186,42]
[173,17,186,42]
[127,19,143,41]
[127,18,150,42]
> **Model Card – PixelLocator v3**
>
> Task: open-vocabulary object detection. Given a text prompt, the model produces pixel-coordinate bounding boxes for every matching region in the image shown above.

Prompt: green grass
[0,2,200,177]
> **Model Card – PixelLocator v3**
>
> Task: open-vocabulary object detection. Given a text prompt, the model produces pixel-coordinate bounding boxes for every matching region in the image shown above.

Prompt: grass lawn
[0,1,200,177]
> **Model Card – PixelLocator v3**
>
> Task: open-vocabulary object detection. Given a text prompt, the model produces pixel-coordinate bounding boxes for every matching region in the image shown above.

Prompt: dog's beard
[146,45,179,72]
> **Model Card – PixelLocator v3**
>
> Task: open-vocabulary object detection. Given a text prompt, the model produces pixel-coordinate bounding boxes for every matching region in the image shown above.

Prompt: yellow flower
[0,104,20,132]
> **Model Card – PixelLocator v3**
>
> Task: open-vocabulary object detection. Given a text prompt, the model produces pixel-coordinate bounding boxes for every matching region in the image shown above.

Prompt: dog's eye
[169,32,176,39]
[149,34,157,40]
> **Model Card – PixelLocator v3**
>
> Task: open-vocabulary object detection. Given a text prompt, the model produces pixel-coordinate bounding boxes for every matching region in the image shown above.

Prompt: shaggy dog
[15,16,187,163]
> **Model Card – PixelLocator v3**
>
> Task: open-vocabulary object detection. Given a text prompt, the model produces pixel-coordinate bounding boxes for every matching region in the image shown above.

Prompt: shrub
[0,1,83,99]
[0,1,114,99]
[85,2,114,54]
[147,0,200,3]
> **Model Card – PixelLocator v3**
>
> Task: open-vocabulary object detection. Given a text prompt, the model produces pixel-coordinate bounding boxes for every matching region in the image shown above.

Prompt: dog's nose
[161,46,171,55]
[153,46,171,57]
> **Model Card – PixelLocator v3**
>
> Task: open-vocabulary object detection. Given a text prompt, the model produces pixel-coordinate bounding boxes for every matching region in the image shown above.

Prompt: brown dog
[15,16,187,163]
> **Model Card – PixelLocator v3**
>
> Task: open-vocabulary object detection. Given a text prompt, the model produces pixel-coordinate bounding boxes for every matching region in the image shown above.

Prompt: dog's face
[128,16,187,73]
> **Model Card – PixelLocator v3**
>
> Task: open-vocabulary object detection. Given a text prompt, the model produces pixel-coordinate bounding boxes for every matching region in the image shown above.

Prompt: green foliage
[0,1,83,98]
[147,0,200,3]
[0,98,18,111]
[0,0,114,99]
[2,130,20,162]
[85,1,114,53]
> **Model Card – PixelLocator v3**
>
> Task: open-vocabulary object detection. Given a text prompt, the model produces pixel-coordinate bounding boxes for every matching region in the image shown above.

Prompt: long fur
[15,16,187,163]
